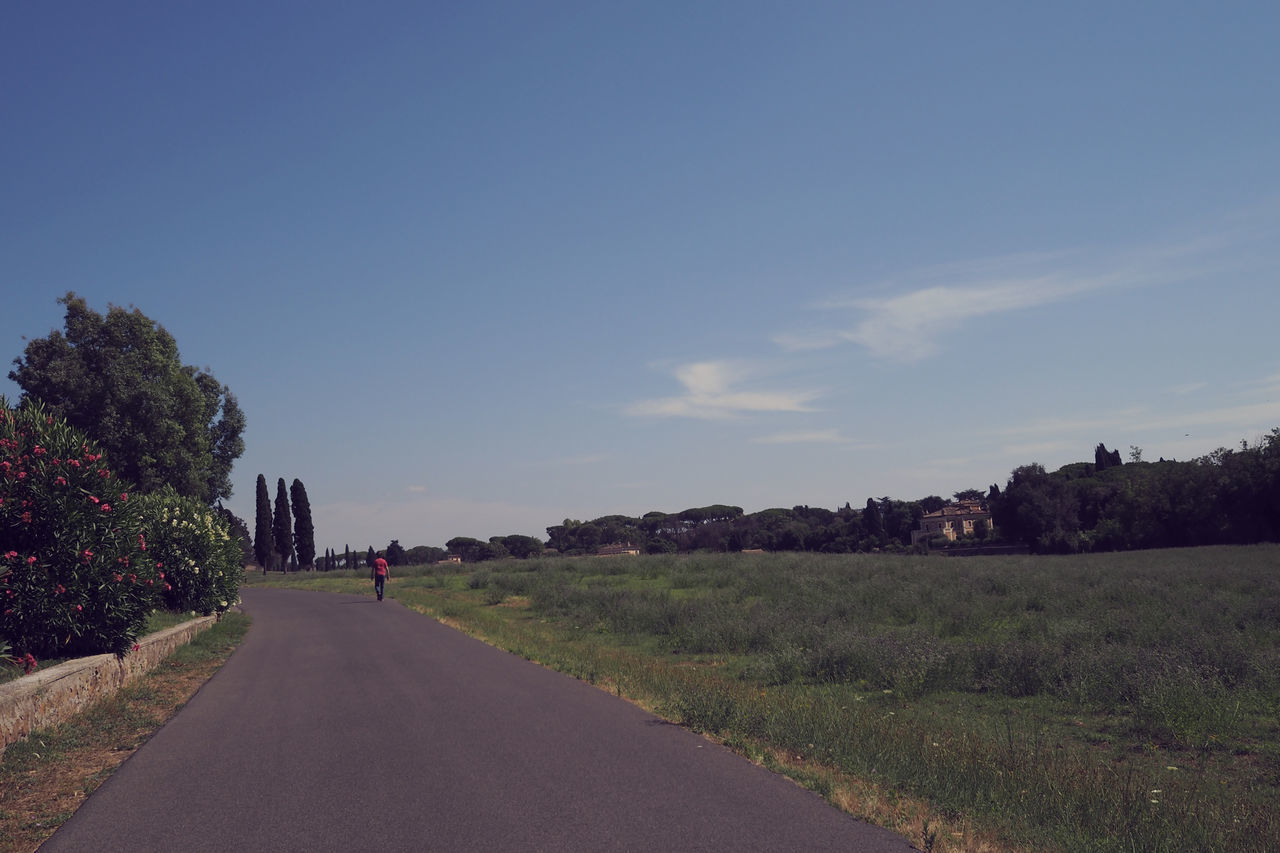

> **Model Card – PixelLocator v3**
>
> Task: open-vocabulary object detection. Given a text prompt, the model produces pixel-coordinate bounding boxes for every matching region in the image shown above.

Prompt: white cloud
[777,234,1243,362]
[405,485,428,493]
[625,360,820,420]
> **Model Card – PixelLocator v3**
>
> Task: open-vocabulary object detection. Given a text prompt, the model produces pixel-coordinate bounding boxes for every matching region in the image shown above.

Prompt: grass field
[250,545,1280,852]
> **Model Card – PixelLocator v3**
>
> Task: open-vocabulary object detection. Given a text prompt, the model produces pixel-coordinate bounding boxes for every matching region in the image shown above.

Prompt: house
[437,554,462,565]
[596,543,641,557]
[911,502,991,546]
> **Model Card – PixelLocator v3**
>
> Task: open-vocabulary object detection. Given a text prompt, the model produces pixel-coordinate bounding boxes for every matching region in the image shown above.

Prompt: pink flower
[33,445,45,456]
[131,643,140,652]
[121,493,129,501]
[26,556,36,565]
[101,504,112,512]
[76,604,83,612]
[87,495,99,503]
[4,551,16,560]
[54,476,68,486]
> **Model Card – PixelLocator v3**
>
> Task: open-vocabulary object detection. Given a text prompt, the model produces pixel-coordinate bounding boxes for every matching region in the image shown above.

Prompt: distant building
[596,543,641,557]
[911,502,991,546]
[437,554,462,565]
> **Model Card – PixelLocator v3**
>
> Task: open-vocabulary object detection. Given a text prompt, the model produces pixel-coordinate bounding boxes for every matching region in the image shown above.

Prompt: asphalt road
[43,587,919,852]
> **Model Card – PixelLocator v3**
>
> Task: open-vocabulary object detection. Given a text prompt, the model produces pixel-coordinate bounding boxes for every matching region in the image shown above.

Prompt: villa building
[911,502,992,546]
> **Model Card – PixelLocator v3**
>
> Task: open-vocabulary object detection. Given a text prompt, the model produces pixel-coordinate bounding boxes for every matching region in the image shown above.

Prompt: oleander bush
[137,487,244,616]
[0,399,156,657]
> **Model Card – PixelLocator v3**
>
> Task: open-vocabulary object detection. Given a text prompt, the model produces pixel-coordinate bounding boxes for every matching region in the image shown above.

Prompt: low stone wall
[0,616,216,757]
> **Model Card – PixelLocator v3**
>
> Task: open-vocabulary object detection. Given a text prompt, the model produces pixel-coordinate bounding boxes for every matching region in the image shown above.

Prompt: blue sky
[4,2,1279,551]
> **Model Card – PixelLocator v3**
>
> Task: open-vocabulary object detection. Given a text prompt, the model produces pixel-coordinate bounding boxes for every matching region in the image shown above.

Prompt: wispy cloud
[775,236,1239,362]
[625,360,819,420]
[405,485,427,493]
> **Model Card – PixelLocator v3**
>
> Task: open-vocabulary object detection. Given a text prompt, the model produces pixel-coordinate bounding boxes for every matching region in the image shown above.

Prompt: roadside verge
[0,617,216,757]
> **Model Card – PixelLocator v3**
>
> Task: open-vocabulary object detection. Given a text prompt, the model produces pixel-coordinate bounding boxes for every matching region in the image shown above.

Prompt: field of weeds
[252,545,1280,852]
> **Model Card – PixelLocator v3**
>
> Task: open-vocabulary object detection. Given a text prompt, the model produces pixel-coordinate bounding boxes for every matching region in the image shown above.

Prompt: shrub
[0,399,156,657]
[136,487,244,616]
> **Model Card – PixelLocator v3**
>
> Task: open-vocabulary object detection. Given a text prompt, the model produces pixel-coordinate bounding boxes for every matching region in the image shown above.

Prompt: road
[43,587,919,852]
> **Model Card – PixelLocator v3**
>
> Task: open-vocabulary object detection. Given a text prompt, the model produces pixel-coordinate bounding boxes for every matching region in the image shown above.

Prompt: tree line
[989,435,1280,553]
[370,433,1280,563]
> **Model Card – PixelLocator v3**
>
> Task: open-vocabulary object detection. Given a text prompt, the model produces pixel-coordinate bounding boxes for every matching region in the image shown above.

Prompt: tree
[1095,443,1123,471]
[344,544,351,571]
[253,474,272,574]
[290,479,315,571]
[216,504,253,566]
[273,478,294,572]
[445,537,485,562]
[386,539,407,566]
[9,293,245,503]
[863,498,883,543]
[366,546,376,568]
[499,534,543,559]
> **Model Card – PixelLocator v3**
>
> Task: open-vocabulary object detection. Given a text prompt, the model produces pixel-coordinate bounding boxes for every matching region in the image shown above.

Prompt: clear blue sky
[4,2,1279,551]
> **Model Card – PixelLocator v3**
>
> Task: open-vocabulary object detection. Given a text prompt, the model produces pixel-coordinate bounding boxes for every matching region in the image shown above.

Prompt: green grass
[258,548,1280,852]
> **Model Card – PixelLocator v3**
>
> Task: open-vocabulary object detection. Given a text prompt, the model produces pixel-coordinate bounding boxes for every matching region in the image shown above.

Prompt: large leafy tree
[290,478,315,571]
[9,293,245,503]
[272,478,294,572]
[253,474,273,573]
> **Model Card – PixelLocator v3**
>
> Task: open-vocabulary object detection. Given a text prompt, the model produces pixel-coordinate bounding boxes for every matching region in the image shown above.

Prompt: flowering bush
[0,399,156,657]
[137,487,244,617]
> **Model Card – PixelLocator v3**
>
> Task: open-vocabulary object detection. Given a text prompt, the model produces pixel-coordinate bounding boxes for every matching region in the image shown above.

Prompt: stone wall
[0,616,216,757]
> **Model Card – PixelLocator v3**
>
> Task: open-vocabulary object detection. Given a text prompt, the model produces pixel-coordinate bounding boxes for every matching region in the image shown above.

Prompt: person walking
[372,555,389,601]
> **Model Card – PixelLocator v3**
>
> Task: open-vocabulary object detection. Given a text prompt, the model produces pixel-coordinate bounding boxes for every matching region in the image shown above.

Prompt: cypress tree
[366,546,375,569]
[273,477,294,573]
[290,478,316,571]
[254,474,273,574]
[863,497,884,542]
[344,544,350,571]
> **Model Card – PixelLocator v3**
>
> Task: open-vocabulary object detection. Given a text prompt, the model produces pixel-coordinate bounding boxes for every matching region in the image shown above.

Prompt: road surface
[43,587,918,851]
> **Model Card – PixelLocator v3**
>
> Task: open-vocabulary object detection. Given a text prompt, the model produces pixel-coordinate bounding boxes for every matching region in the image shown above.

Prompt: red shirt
[374,557,388,577]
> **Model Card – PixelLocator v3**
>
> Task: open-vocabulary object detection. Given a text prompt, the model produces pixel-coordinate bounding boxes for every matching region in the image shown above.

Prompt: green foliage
[272,478,293,571]
[290,479,315,569]
[136,487,244,616]
[385,539,406,566]
[992,431,1280,552]
[0,399,155,657]
[8,293,245,503]
[253,474,272,569]
[216,505,253,566]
